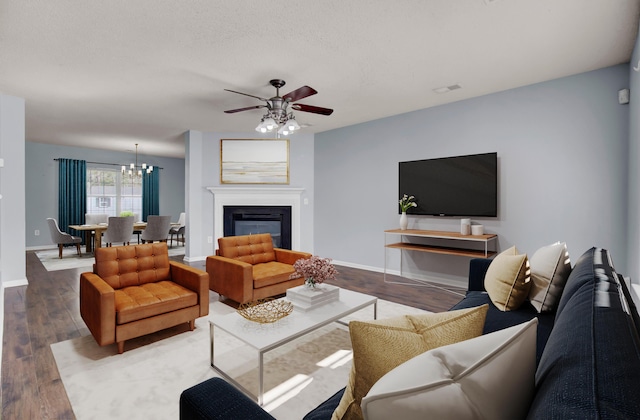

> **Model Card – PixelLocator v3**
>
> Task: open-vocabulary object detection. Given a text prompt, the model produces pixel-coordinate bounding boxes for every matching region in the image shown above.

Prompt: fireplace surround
[207,187,304,250]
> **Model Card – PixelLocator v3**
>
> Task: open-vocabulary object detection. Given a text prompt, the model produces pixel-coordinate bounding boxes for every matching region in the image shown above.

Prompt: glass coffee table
[209,288,377,405]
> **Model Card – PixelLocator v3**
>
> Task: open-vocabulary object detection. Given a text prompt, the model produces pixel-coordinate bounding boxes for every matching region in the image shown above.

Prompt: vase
[399,212,408,230]
[305,278,316,288]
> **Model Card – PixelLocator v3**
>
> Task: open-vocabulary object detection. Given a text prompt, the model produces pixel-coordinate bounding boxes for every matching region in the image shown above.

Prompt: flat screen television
[399,152,498,217]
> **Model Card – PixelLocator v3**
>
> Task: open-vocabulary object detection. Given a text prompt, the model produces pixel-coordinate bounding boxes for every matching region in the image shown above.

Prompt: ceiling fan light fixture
[224,79,334,134]
[286,117,301,132]
[263,117,278,131]
[255,121,267,132]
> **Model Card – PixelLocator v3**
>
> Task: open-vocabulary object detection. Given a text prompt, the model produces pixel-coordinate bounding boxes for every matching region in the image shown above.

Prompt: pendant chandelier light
[122,143,153,177]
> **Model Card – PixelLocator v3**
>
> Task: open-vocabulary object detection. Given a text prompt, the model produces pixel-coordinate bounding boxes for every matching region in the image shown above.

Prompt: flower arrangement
[290,255,339,288]
[399,194,418,213]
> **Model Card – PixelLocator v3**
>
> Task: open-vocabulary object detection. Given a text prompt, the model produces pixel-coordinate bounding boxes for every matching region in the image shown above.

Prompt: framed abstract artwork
[220,138,290,184]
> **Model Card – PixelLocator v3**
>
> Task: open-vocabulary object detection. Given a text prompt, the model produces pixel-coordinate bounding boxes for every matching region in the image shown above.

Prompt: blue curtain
[58,158,87,236]
[142,169,160,221]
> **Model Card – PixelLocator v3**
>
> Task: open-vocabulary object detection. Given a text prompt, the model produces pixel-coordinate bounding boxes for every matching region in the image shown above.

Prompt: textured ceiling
[1,1,639,158]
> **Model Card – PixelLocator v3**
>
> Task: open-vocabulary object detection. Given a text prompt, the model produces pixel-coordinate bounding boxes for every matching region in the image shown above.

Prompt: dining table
[69,222,148,252]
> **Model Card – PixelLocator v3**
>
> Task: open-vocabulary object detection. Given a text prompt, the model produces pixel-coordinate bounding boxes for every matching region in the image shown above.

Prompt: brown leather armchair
[206,233,311,304]
[80,242,209,353]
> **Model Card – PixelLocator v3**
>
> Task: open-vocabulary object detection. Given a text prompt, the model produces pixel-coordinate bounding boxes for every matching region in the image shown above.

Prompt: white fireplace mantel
[207,186,305,250]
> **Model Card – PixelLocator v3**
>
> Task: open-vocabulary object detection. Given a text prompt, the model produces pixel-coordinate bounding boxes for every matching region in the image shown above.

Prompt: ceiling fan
[224,79,334,134]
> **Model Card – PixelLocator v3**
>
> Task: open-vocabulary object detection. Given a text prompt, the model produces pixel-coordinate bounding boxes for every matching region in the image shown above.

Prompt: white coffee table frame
[209,288,378,405]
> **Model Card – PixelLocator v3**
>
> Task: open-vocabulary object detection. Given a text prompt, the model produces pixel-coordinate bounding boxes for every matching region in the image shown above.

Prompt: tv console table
[384,229,498,285]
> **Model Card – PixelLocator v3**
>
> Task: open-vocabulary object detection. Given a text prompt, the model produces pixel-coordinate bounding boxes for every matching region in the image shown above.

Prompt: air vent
[433,84,462,94]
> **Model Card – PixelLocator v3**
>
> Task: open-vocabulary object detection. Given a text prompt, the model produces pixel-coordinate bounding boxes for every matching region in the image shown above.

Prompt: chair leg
[58,244,63,259]
[189,319,195,331]
[117,341,125,354]
[76,243,81,256]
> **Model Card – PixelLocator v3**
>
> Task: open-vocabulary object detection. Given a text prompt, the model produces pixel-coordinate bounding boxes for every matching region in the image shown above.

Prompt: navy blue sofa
[180,247,640,419]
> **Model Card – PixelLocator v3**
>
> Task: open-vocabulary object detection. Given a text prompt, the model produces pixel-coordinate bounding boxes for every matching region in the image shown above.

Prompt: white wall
[0,93,26,287]
[315,65,630,285]
[185,131,315,261]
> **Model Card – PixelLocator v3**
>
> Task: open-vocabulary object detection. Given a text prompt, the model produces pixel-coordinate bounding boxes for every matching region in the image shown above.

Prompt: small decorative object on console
[237,298,293,323]
[290,255,338,288]
[399,194,417,230]
[399,194,417,212]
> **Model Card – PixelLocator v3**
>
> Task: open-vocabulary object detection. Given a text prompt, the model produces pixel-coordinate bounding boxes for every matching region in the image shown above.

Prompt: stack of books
[286,284,340,311]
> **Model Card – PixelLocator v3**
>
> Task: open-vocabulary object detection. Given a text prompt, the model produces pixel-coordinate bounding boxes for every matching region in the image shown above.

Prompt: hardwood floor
[2,251,466,419]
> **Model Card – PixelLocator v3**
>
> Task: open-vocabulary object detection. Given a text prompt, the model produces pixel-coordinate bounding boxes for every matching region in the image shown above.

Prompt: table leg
[95,230,103,248]
[84,231,93,253]
[258,351,264,406]
[210,323,214,366]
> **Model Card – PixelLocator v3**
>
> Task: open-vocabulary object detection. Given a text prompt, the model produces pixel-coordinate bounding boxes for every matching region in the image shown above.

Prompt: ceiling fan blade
[291,103,334,115]
[283,86,317,102]
[224,89,269,102]
[224,105,266,114]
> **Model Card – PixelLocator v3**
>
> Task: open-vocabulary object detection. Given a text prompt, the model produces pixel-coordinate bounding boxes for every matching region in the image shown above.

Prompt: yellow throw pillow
[484,246,531,311]
[331,305,488,420]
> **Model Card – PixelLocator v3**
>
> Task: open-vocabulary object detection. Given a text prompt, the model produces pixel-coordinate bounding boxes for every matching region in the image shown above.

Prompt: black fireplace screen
[223,206,292,249]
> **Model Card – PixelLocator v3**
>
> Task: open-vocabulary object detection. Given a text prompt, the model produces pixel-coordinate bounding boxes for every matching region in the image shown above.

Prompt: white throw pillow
[361,319,538,420]
[528,242,571,312]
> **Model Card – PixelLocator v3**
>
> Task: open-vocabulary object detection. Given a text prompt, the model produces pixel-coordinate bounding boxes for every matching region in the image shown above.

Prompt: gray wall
[628,30,640,284]
[184,131,315,261]
[25,141,186,248]
[0,94,26,285]
[315,65,630,286]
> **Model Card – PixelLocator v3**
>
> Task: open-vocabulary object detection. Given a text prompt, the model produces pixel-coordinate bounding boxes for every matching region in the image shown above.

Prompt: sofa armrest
[206,256,254,303]
[468,258,493,292]
[169,261,210,317]
[180,377,276,420]
[274,248,312,265]
[80,272,116,346]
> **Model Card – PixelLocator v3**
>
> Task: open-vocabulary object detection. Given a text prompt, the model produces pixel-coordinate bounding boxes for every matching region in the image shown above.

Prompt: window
[87,166,142,218]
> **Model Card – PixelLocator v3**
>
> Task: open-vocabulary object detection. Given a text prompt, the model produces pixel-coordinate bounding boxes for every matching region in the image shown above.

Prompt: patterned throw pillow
[331,305,488,420]
[361,319,538,420]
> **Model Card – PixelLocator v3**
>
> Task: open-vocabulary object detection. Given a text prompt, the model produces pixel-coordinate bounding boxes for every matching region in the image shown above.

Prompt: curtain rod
[53,158,163,170]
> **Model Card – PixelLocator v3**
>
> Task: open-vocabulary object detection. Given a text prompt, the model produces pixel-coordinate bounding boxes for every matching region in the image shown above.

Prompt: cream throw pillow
[528,242,571,312]
[331,305,488,420]
[484,246,531,311]
[361,318,538,420]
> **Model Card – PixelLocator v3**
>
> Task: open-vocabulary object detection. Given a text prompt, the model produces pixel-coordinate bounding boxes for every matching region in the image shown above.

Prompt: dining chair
[102,216,134,247]
[85,213,108,225]
[85,213,109,249]
[46,218,82,258]
[132,213,143,243]
[169,212,186,247]
[141,215,172,244]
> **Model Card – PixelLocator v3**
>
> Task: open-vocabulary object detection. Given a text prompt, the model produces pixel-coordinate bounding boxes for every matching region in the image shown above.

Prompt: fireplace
[207,186,305,251]
[223,206,292,249]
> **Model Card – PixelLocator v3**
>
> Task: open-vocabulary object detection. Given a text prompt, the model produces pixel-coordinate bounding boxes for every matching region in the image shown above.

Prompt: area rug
[36,245,185,272]
[51,297,427,420]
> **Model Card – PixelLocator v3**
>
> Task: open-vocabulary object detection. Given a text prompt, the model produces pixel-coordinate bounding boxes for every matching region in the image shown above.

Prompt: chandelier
[121,143,153,177]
